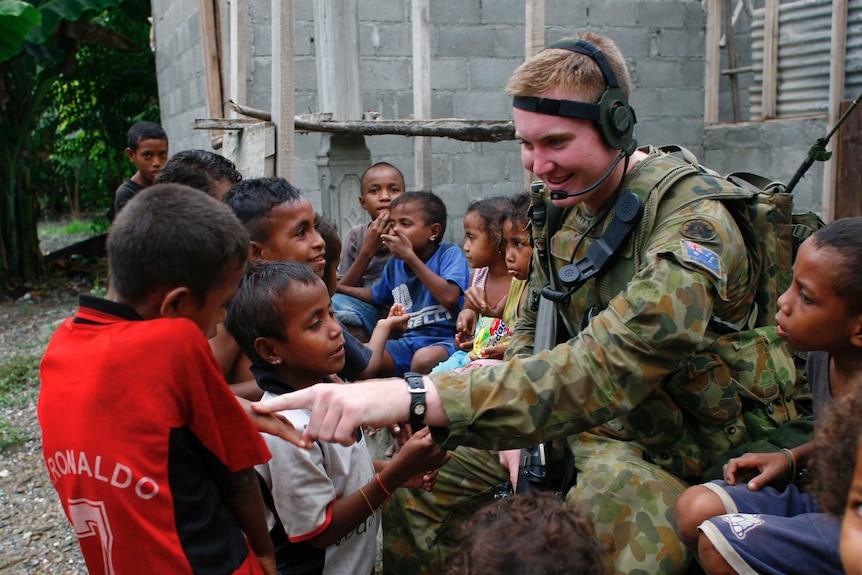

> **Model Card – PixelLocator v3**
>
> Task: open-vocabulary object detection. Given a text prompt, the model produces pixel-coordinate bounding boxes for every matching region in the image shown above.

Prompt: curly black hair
[446,492,608,575]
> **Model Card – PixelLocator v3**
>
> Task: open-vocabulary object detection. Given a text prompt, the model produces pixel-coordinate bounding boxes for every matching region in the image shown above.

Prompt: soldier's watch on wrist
[404,371,427,430]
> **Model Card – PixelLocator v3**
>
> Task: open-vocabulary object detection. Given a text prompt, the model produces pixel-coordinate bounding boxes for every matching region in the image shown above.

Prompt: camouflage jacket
[430,146,802,480]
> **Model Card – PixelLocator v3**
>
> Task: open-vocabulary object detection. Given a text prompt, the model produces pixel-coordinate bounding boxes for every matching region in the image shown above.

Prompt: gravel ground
[0,271,97,574]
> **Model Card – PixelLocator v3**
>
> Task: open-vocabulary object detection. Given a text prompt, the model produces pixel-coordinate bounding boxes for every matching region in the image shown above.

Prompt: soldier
[252,32,807,575]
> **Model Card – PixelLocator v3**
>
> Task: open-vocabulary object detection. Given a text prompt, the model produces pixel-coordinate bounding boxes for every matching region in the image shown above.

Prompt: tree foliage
[0,0,157,295]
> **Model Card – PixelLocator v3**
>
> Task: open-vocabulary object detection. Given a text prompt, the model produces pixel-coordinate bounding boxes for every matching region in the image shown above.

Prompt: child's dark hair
[316,213,341,293]
[466,196,510,253]
[127,121,167,151]
[360,161,405,191]
[506,191,531,231]
[222,177,303,243]
[107,183,248,304]
[809,216,862,315]
[155,149,242,197]
[389,191,447,243]
[814,387,862,516]
[225,261,323,366]
[446,492,607,575]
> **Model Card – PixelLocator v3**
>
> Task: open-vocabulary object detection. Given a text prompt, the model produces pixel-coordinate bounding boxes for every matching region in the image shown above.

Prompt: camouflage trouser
[381,434,691,575]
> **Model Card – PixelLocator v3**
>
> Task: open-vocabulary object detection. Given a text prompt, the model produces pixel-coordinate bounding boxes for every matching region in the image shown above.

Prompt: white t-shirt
[256,391,379,575]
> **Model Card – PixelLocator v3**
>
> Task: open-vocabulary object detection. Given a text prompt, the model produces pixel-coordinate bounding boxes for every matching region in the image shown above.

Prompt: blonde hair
[506,32,631,103]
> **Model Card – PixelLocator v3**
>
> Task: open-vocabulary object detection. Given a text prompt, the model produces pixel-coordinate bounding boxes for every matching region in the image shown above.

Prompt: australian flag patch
[682,240,721,275]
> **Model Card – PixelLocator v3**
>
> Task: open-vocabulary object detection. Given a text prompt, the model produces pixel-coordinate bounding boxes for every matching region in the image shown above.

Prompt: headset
[512,39,638,156]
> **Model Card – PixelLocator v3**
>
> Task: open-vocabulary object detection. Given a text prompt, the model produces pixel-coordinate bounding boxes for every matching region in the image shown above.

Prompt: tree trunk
[0,56,48,295]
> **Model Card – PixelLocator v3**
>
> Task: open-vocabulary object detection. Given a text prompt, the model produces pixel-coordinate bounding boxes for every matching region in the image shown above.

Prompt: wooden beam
[823,0,849,222]
[272,0,294,179]
[412,0,432,192]
[525,0,545,58]
[761,0,779,119]
[199,0,224,134]
[704,0,721,124]
[315,0,362,120]
[228,0,248,118]
[524,0,545,188]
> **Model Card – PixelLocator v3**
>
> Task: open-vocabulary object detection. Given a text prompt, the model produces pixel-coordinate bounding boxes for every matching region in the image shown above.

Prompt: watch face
[414,404,426,416]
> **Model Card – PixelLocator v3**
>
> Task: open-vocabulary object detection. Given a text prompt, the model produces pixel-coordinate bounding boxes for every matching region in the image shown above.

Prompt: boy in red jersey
[38,184,277,575]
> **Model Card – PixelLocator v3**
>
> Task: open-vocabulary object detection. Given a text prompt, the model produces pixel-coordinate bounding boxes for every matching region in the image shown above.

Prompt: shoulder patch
[680,218,716,241]
[681,240,721,275]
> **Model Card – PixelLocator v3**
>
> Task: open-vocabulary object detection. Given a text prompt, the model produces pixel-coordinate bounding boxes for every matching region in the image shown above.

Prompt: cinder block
[437,26,498,58]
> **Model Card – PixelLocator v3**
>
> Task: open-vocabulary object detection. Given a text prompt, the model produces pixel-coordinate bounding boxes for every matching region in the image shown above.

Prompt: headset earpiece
[599,86,637,155]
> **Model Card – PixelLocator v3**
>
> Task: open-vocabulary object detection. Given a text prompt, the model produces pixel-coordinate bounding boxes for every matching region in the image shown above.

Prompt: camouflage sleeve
[430,200,750,452]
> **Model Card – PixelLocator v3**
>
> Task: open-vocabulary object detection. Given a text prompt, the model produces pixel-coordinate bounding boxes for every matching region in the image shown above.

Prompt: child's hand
[364,212,391,251]
[381,227,414,260]
[477,343,507,360]
[381,303,410,336]
[455,308,477,338]
[391,427,450,486]
[400,468,441,492]
[463,286,488,314]
[723,451,789,490]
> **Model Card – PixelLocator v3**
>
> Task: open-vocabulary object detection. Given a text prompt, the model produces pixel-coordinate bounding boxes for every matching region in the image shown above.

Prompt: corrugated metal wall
[750,0,862,118]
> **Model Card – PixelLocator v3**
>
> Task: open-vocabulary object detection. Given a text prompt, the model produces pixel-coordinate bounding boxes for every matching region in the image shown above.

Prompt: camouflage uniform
[383,147,808,575]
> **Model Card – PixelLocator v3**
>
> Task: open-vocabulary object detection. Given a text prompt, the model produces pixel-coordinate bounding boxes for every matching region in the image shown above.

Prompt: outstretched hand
[236,396,310,449]
[252,379,420,446]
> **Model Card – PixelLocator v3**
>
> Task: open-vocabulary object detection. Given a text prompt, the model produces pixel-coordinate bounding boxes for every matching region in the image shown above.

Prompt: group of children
[36,119,862,575]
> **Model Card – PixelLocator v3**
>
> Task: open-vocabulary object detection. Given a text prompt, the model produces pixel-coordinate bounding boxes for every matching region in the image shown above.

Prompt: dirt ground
[0,268,95,574]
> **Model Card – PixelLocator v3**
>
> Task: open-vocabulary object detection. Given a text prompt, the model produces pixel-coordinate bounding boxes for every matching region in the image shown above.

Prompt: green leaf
[27,0,123,44]
[0,1,42,63]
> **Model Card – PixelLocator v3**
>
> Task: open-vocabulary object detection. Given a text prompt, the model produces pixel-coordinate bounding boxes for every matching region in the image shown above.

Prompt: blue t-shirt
[371,242,470,341]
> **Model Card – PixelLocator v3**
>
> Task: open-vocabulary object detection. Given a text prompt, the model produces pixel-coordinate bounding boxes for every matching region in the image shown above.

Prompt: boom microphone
[549,151,627,200]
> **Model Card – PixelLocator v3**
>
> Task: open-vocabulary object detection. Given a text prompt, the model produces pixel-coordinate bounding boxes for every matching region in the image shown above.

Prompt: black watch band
[404,371,427,430]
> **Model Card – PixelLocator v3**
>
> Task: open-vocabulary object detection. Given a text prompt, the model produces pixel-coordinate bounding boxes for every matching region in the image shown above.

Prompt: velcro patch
[681,240,720,275]
[680,218,717,241]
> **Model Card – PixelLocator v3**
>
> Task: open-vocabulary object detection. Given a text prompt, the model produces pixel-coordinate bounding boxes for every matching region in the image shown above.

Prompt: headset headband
[512,38,637,155]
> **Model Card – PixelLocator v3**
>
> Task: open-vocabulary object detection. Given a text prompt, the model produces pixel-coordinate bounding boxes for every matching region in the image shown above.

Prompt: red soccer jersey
[38,296,271,575]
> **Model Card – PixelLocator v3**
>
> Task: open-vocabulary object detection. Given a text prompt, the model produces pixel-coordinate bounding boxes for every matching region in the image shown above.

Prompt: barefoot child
[674,216,862,575]
[338,191,470,375]
[225,261,448,575]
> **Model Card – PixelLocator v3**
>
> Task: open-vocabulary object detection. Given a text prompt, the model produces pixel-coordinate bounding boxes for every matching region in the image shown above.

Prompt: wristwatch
[404,371,427,430]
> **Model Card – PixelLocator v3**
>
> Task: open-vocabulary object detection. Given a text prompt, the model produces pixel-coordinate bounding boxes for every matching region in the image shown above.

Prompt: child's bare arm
[357,304,409,380]
[223,467,277,575]
[337,285,374,303]
[338,213,390,288]
[307,428,448,549]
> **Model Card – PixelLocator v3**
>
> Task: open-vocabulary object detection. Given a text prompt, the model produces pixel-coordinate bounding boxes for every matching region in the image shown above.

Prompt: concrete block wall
[150,0,830,241]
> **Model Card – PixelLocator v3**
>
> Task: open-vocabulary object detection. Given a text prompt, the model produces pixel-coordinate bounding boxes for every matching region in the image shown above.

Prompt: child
[317,213,409,381]
[433,195,514,372]
[224,260,448,575]
[213,177,327,395]
[333,162,406,340]
[154,148,242,201]
[445,492,607,575]
[338,191,471,376]
[113,121,169,216]
[499,191,532,335]
[813,389,862,575]
[673,216,862,575]
[38,184,277,575]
